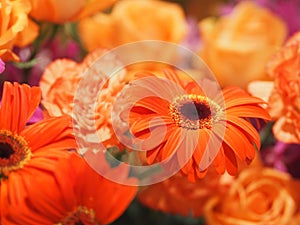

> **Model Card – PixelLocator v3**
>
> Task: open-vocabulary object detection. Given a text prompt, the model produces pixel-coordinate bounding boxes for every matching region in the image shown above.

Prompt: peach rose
[198,1,287,89]
[29,0,116,23]
[78,0,187,51]
[0,0,38,61]
[204,167,300,225]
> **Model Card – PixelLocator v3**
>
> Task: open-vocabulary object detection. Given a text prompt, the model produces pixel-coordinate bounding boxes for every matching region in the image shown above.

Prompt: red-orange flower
[12,153,137,225]
[0,82,76,224]
[125,69,270,181]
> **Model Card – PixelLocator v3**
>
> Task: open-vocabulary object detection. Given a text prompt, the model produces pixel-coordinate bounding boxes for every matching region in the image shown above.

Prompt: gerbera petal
[226,115,261,150]
[177,130,198,173]
[162,128,185,161]
[141,126,171,152]
[223,144,238,175]
[162,68,185,89]
[6,172,28,206]
[133,97,170,115]
[128,75,186,102]
[222,86,249,100]
[70,154,137,225]
[185,81,205,95]
[198,124,226,171]
[131,115,172,134]
[225,97,267,109]
[195,165,208,179]
[223,86,269,109]
[0,82,41,133]
[21,116,76,152]
[193,129,210,165]
[212,146,226,174]
[226,105,271,120]
[146,145,163,164]
[222,123,256,161]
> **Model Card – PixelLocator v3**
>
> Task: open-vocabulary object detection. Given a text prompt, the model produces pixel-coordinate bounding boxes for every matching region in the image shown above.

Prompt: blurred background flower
[78,0,187,51]
[198,1,287,89]
[29,0,116,23]
[204,167,300,225]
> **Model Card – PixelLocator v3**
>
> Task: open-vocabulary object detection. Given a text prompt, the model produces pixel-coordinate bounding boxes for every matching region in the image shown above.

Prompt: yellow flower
[0,0,38,61]
[199,1,287,89]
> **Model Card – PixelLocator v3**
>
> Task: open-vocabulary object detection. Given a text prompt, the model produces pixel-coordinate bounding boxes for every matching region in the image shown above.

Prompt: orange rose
[204,167,300,225]
[29,0,116,23]
[78,0,187,51]
[198,1,287,89]
[0,0,38,61]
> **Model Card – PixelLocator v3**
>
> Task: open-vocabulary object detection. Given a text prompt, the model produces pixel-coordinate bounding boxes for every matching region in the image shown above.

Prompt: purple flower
[0,63,23,99]
[0,59,5,74]
[27,106,44,124]
[181,17,202,51]
[261,141,300,178]
[257,0,300,36]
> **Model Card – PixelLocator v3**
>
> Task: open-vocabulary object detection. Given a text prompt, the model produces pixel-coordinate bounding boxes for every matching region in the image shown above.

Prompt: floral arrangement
[1,0,300,224]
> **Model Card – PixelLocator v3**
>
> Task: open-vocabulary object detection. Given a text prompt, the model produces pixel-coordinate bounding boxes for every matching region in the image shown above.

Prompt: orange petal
[222,123,256,161]
[134,97,170,115]
[225,96,267,109]
[0,82,41,133]
[162,128,184,161]
[162,68,185,89]
[226,115,261,150]
[21,115,76,152]
[226,104,271,120]
[212,146,226,174]
[223,144,238,175]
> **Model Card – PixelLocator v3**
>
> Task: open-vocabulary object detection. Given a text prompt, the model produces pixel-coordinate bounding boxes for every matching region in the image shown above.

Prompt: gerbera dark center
[0,143,15,159]
[0,130,31,175]
[179,101,211,121]
[169,94,222,130]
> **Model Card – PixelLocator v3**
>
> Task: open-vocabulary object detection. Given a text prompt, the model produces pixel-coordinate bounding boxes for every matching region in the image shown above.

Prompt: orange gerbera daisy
[14,153,137,225]
[125,69,270,181]
[0,82,76,224]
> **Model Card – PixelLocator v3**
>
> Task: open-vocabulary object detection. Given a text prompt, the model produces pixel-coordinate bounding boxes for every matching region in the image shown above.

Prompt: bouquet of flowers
[1,0,300,224]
